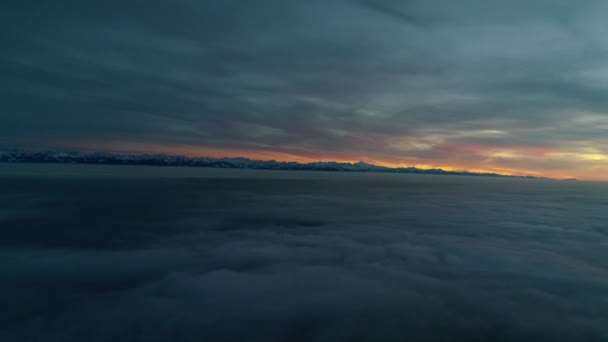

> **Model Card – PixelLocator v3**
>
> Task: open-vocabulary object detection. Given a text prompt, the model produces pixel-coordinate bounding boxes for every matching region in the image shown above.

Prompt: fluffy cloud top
[1,166,607,341]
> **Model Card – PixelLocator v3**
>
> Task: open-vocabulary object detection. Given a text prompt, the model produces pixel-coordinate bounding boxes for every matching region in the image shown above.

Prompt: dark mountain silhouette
[0,150,546,179]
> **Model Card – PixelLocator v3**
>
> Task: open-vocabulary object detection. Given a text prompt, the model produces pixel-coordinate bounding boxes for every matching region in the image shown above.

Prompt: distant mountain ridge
[0,150,545,179]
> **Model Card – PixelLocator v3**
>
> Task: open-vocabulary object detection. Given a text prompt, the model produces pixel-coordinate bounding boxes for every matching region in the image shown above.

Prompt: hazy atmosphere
[4,0,608,179]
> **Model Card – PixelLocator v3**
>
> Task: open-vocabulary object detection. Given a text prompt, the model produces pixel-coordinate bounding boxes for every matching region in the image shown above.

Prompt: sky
[3,0,608,180]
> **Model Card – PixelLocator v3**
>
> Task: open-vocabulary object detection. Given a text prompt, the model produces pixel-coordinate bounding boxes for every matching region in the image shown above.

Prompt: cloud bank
[1,168,608,341]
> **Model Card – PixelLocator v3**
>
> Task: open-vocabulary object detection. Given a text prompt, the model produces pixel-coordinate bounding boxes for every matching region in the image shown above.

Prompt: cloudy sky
[3,0,608,179]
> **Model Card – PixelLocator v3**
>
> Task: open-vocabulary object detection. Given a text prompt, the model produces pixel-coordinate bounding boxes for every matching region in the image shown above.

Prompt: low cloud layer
[3,1,608,178]
[1,167,608,341]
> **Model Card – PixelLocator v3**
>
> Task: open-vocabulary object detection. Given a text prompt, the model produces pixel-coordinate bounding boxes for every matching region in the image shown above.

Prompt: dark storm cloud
[1,169,608,341]
[3,0,608,176]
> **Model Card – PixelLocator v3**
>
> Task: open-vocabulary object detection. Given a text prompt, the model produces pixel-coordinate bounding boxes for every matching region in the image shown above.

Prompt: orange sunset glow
[63,140,598,180]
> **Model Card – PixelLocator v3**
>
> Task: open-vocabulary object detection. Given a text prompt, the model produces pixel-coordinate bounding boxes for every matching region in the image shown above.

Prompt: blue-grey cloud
[350,0,432,27]
[3,0,608,177]
[1,167,608,341]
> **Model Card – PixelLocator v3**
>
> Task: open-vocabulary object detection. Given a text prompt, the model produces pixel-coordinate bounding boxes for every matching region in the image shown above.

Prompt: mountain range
[0,150,547,179]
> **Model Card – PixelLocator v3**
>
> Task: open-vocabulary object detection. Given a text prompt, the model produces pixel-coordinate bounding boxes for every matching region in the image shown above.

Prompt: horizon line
[0,149,568,180]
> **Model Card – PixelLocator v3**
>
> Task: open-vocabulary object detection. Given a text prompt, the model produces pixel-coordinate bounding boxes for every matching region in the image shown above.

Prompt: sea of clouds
[1,166,608,341]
